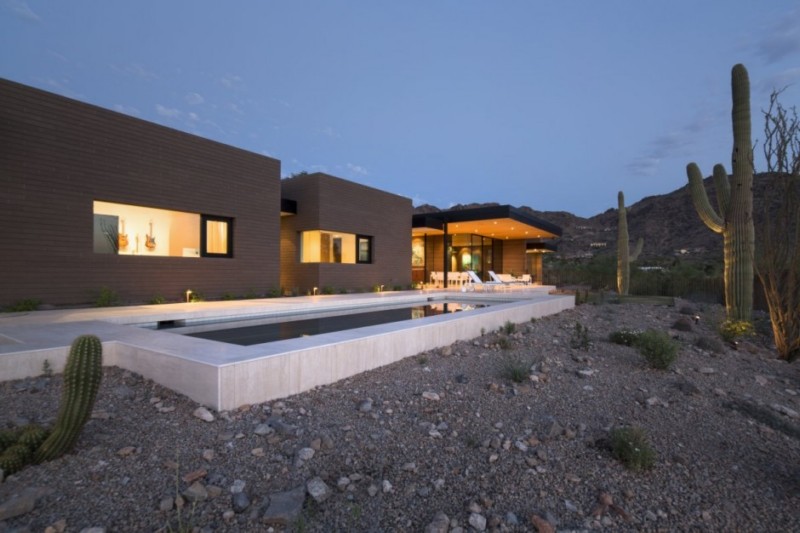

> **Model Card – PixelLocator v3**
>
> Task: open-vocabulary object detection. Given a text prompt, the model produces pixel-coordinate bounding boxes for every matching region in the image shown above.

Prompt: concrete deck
[0,287,573,410]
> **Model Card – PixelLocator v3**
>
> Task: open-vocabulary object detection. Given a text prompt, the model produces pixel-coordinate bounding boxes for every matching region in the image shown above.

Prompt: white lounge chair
[465,270,503,292]
[490,271,527,289]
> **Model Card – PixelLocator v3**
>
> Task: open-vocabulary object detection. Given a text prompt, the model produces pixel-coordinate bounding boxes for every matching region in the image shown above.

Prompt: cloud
[220,74,244,89]
[756,9,800,64]
[626,156,662,177]
[112,63,158,81]
[315,126,340,138]
[188,112,200,122]
[113,104,140,116]
[757,67,800,95]
[185,92,204,105]
[346,163,368,176]
[225,102,244,115]
[155,104,181,118]
[4,0,40,22]
[627,108,716,177]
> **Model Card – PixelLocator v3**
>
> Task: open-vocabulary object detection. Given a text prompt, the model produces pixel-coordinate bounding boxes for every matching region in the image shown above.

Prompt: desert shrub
[570,322,590,350]
[499,356,530,383]
[608,329,641,346]
[501,321,516,335]
[679,305,696,315]
[498,336,513,350]
[719,320,754,343]
[149,295,167,305]
[221,292,237,301]
[321,286,336,295]
[610,426,656,471]
[4,298,41,312]
[95,287,119,307]
[636,329,678,369]
[671,317,694,332]
[695,336,725,354]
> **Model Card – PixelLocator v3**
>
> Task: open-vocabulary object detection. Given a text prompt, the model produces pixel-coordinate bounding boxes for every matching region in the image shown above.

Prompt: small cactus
[617,191,644,295]
[34,334,103,463]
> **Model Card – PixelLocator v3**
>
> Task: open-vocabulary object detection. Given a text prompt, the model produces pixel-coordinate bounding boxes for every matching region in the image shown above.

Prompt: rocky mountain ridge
[415,173,778,263]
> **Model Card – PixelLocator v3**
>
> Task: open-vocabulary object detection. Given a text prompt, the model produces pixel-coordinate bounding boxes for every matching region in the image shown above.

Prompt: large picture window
[300,230,372,264]
[93,201,233,259]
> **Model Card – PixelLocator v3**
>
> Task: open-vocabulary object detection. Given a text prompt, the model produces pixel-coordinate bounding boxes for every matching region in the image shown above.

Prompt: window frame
[200,215,234,258]
[356,234,373,264]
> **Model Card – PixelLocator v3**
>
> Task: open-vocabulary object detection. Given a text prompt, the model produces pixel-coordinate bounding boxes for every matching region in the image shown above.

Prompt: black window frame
[356,235,373,264]
[200,215,234,258]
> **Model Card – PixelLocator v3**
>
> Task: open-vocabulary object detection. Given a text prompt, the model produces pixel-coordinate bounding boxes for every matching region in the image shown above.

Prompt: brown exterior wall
[0,79,281,306]
[501,240,527,276]
[280,173,411,294]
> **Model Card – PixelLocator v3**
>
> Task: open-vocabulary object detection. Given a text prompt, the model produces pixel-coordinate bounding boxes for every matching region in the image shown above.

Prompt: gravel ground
[1,299,799,532]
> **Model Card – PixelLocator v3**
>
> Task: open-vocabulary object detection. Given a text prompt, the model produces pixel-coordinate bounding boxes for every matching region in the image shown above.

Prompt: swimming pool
[171,300,492,345]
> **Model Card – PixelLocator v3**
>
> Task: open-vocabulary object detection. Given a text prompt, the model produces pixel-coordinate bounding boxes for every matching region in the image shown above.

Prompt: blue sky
[2,1,799,217]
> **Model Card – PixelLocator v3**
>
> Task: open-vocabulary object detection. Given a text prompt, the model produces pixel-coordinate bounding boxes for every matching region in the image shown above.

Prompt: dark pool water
[185,301,488,346]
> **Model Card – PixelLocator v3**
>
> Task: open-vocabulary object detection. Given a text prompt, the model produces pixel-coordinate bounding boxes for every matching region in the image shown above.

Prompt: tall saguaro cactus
[686,64,755,321]
[617,191,643,295]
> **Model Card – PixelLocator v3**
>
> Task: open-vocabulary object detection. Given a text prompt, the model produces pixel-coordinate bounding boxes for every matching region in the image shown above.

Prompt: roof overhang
[412,205,561,240]
[526,241,558,253]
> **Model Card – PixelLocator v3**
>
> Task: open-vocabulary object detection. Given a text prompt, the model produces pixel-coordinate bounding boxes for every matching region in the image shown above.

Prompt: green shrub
[149,295,167,305]
[499,356,530,383]
[221,292,237,301]
[610,426,656,471]
[4,299,41,312]
[695,336,724,354]
[321,286,336,295]
[636,329,678,369]
[498,336,513,350]
[570,322,590,350]
[95,287,119,307]
[719,320,754,342]
[609,329,642,346]
[501,321,516,335]
[671,317,694,332]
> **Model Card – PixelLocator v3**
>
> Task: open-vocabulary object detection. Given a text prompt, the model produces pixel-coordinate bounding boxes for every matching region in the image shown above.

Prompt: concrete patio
[0,288,573,411]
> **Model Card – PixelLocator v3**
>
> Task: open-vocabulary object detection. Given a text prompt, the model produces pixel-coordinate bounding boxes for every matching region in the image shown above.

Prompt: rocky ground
[1,298,799,532]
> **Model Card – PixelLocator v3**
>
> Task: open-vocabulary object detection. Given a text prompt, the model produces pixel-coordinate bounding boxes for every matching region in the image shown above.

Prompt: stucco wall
[0,79,281,306]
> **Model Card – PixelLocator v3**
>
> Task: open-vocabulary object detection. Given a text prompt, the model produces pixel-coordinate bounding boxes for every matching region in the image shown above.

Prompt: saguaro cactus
[686,64,755,321]
[617,191,643,295]
[34,334,103,462]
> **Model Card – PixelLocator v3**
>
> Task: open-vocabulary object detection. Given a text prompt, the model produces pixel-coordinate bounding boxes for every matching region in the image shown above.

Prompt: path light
[185,290,193,303]
[380,284,384,292]
[693,315,701,324]
[312,287,318,295]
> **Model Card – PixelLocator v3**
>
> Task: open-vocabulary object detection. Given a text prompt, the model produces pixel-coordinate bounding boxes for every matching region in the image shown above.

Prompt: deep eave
[412,205,562,241]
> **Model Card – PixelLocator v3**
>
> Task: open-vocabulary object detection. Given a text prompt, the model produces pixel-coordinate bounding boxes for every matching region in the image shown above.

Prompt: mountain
[415,173,778,264]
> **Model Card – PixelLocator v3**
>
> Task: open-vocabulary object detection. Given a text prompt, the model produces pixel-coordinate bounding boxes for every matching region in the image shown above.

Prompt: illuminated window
[201,216,233,258]
[300,230,371,264]
[357,235,372,264]
[92,201,232,259]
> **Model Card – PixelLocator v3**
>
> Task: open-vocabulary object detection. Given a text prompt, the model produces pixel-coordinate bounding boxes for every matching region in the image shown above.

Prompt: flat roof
[412,205,561,240]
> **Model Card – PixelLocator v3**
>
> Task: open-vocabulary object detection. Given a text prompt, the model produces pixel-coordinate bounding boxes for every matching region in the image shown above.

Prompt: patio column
[442,222,448,288]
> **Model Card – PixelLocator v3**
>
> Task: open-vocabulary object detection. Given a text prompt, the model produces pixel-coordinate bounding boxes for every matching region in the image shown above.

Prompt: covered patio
[411,205,561,289]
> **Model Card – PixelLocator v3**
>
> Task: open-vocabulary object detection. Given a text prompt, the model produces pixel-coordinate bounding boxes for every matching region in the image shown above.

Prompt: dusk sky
[2,1,799,217]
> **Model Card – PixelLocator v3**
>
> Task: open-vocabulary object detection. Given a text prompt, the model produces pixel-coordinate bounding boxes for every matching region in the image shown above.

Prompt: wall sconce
[185,290,193,303]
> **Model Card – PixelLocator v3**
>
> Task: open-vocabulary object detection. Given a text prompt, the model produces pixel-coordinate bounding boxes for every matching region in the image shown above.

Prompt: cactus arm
[630,237,644,261]
[687,163,724,233]
[712,164,731,216]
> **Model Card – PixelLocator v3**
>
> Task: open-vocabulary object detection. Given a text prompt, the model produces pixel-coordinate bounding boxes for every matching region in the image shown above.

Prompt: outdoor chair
[464,270,503,292]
